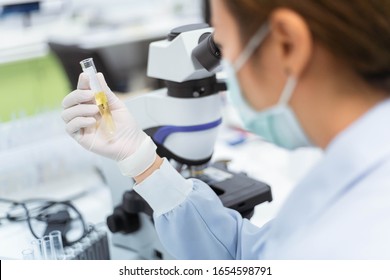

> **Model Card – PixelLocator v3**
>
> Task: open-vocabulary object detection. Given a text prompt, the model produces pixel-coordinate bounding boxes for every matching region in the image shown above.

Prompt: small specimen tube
[22,248,35,260]
[50,230,65,260]
[42,235,54,260]
[31,239,43,260]
[80,58,116,135]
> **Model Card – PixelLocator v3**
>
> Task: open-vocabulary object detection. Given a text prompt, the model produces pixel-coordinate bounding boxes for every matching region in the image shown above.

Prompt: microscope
[100,24,272,259]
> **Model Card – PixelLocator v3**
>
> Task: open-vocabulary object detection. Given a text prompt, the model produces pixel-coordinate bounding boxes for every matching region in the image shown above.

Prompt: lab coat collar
[266,98,390,244]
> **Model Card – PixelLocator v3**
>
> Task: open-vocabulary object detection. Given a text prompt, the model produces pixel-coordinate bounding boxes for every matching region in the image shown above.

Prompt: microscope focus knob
[122,191,152,215]
[106,206,140,234]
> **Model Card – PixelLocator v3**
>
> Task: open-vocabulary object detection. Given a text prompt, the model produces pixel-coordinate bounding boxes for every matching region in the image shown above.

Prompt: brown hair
[223,0,390,92]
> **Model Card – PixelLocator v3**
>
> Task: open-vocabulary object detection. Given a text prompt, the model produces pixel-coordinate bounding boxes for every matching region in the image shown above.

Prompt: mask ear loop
[278,76,298,105]
[233,23,270,71]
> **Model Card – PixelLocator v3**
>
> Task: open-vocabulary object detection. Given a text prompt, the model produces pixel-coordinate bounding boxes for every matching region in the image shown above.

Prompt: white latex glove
[61,73,157,177]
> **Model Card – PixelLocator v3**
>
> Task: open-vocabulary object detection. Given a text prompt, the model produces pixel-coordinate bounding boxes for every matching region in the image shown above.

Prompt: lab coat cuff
[134,158,193,217]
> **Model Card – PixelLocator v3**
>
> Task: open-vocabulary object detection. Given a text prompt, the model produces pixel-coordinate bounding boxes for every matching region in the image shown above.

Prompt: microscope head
[125,23,225,167]
[147,23,221,83]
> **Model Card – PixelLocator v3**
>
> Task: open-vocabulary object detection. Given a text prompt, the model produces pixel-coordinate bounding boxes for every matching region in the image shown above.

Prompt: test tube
[22,248,35,260]
[31,239,43,260]
[80,58,116,135]
[42,235,54,260]
[49,230,65,260]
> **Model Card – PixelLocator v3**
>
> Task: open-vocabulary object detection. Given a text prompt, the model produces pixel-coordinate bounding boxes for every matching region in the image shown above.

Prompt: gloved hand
[61,73,157,177]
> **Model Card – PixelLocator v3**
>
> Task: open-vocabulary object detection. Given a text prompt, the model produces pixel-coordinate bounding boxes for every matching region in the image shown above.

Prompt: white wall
[0,0,203,28]
[68,0,202,24]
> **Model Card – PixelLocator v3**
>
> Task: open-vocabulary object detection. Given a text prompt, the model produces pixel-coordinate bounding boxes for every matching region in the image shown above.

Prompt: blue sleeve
[134,159,271,259]
[154,179,271,259]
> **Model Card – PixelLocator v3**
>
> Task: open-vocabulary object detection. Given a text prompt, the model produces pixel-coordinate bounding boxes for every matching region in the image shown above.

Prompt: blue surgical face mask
[223,24,311,150]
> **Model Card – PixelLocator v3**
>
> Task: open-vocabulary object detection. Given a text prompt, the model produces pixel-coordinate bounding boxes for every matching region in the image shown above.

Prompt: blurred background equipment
[0,0,203,122]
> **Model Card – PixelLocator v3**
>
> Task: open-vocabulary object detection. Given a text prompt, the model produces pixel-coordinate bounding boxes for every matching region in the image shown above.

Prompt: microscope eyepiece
[193,32,222,72]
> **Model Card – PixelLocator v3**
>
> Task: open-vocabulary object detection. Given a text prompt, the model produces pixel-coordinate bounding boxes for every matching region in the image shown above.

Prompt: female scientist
[61,0,390,259]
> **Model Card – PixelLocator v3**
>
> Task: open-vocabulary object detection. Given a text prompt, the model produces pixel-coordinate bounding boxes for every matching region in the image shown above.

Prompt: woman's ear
[269,8,313,78]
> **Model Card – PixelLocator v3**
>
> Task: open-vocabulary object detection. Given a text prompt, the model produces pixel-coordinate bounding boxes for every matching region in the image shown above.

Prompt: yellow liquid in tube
[95,91,115,135]
[80,58,116,135]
